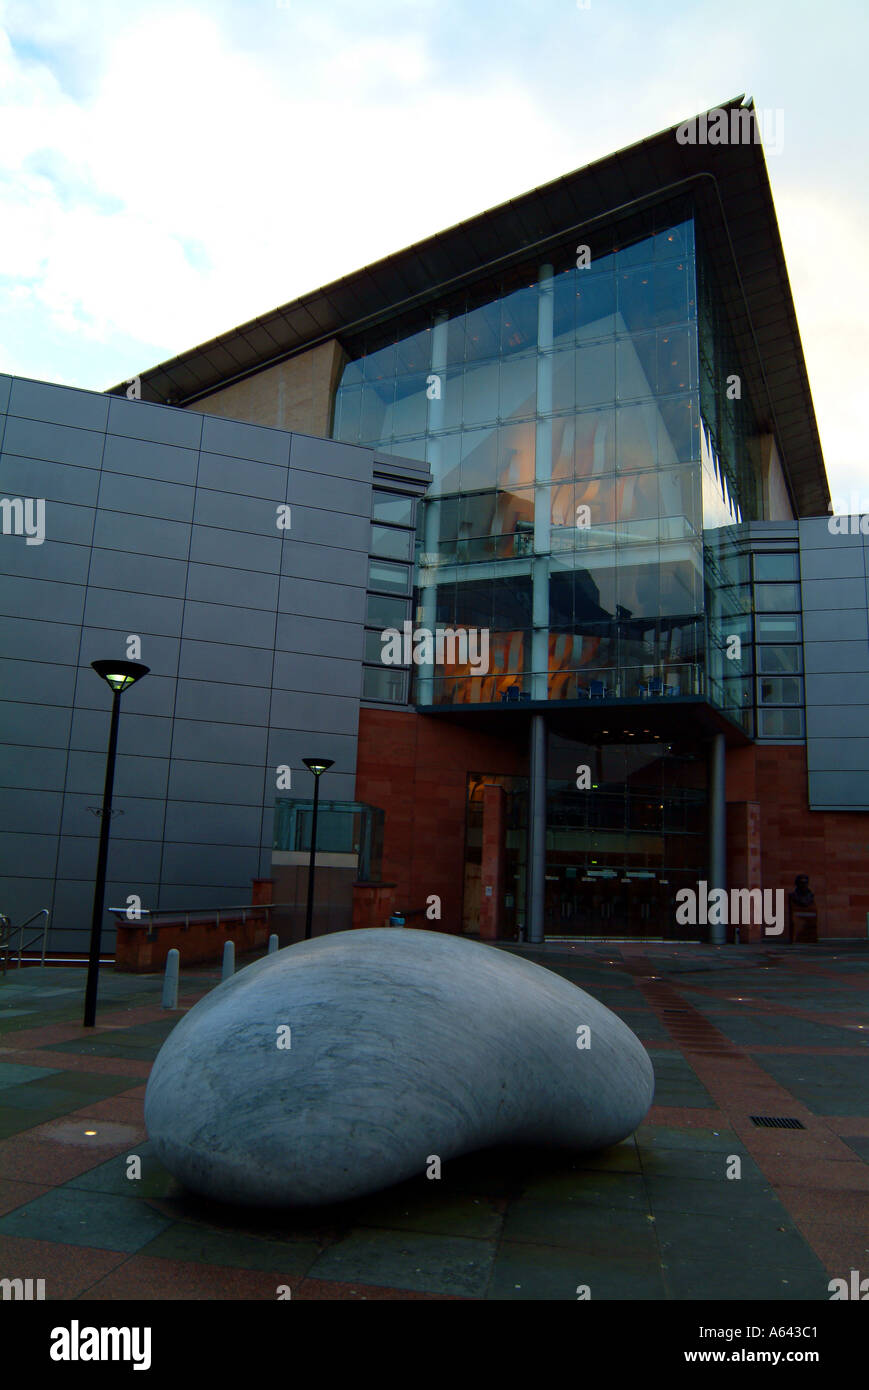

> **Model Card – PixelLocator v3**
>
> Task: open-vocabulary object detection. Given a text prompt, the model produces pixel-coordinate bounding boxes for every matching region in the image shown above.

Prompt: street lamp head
[91,659,150,693]
[303,757,334,777]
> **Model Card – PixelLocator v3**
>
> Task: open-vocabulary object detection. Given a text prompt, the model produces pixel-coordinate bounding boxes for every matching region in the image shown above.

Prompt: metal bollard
[221,939,235,981]
[161,948,179,1009]
[267,933,279,955]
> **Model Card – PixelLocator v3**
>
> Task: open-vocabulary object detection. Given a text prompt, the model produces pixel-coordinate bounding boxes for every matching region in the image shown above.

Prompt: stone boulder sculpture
[144,929,654,1206]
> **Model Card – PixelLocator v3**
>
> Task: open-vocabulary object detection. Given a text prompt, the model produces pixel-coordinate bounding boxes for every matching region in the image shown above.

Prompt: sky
[0,0,866,507]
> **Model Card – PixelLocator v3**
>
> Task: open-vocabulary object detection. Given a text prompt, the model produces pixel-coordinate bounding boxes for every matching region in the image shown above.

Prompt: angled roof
[110,97,829,516]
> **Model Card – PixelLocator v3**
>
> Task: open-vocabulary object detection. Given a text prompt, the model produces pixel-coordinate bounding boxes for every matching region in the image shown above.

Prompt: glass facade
[333,204,715,708]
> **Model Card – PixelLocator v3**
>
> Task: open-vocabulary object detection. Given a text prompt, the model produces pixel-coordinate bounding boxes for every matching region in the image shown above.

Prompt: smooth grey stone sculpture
[145,928,654,1207]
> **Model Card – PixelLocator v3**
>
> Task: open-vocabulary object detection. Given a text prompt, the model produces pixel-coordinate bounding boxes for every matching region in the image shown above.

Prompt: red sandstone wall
[726,743,869,940]
[355,709,524,936]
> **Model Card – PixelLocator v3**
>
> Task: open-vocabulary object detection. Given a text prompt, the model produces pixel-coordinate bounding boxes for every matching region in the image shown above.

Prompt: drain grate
[750,1115,805,1130]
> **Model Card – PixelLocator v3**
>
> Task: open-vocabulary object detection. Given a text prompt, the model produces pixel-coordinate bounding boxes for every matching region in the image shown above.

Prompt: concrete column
[532,265,554,701]
[418,313,448,705]
[708,733,726,945]
[526,714,548,943]
[161,948,179,1009]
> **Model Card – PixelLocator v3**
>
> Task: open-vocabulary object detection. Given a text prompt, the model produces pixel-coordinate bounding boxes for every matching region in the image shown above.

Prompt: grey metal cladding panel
[0,539,90,585]
[83,588,184,637]
[289,433,373,484]
[0,657,77,706]
[57,836,163,882]
[0,575,85,624]
[189,524,282,573]
[803,607,869,643]
[201,415,290,468]
[0,616,80,664]
[278,576,365,623]
[174,679,270,726]
[0,880,59,932]
[8,378,109,432]
[171,718,267,765]
[149,884,245,912]
[62,750,147,796]
[806,704,869,738]
[103,433,199,485]
[164,801,262,847]
[69,707,174,769]
[804,672,869,705]
[275,612,364,661]
[286,504,369,552]
[186,562,279,610]
[266,728,356,771]
[0,745,67,790]
[0,788,62,835]
[288,468,370,517]
[89,548,188,599]
[801,577,867,611]
[280,540,368,588]
[799,545,867,581]
[1,416,105,468]
[168,760,265,806]
[0,701,72,748]
[178,638,273,687]
[78,629,179,680]
[196,451,288,501]
[108,397,203,449]
[93,509,191,561]
[182,600,276,649]
[803,640,869,676]
[269,687,359,736]
[799,516,862,548]
[42,503,95,547]
[97,471,195,524]
[272,652,362,698]
[808,770,869,810]
[2,832,59,878]
[52,878,112,929]
[807,737,869,770]
[0,454,100,505]
[159,843,260,885]
[193,488,284,537]
[0,375,10,412]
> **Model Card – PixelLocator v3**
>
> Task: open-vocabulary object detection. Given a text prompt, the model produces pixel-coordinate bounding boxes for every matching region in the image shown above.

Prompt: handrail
[0,908,50,976]
[108,903,295,930]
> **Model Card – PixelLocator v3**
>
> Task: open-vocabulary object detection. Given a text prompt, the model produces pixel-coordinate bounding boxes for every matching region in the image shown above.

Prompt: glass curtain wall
[332,203,708,707]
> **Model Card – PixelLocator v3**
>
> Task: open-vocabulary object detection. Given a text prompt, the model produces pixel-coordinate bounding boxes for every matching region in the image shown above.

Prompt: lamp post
[302,757,333,941]
[83,660,149,1028]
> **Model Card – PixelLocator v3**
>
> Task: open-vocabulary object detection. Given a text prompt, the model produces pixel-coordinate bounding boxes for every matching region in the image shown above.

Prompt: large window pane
[368,559,409,594]
[755,582,800,612]
[372,491,414,526]
[366,593,409,628]
[754,552,799,582]
[371,524,412,560]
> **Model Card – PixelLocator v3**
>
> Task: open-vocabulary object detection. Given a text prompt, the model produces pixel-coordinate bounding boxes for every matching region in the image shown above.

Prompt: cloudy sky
[0,0,866,506]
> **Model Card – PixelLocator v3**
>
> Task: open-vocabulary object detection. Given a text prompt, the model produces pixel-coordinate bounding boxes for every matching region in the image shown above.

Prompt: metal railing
[108,903,294,935]
[0,908,51,977]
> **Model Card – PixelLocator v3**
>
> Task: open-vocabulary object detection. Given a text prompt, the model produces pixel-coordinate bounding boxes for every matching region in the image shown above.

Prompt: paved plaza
[0,940,867,1300]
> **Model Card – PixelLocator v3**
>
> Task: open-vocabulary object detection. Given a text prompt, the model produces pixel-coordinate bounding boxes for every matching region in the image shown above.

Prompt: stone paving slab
[0,942,866,1300]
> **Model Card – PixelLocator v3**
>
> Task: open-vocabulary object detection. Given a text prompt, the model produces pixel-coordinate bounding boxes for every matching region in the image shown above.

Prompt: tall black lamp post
[302,757,333,941]
[83,659,149,1028]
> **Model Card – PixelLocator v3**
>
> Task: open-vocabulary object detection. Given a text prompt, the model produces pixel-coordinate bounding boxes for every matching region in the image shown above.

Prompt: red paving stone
[83,1254,297,1300]
[0,1047,151,1078]
[293,1277,465,1300]
[0,1133,144,1185]
[0,1178,52,1217]
[0,1233,129,1299]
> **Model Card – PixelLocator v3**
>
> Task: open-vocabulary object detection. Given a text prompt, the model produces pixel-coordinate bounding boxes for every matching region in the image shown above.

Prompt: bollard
[221,939,235,981]
[267,933,279,955]
[161,948,179,1009]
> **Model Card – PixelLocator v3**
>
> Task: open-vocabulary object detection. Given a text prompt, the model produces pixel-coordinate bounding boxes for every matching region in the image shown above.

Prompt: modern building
[3,97,868,951]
